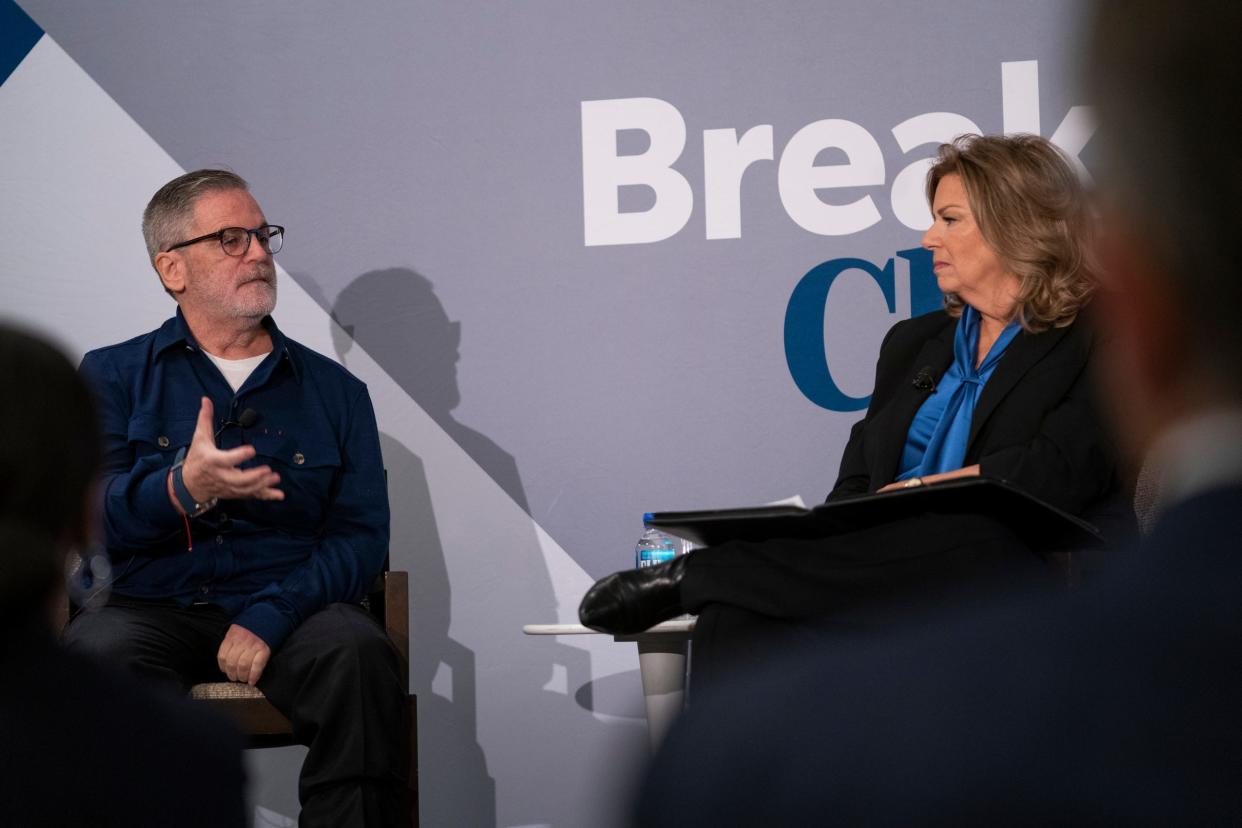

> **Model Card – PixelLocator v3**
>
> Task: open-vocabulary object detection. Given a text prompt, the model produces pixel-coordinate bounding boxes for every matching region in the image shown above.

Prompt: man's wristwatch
[171,447,218,517]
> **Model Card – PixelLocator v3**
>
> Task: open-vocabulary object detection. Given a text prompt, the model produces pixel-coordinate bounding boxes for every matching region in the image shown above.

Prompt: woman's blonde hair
[926,134,1096,330]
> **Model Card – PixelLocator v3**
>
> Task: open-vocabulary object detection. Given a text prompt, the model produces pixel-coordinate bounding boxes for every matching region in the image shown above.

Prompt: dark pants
[63,596,409,828]
[683,512,1054,694]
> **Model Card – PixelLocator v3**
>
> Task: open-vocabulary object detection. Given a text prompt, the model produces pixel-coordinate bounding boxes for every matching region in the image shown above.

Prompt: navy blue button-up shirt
[79,310,390,651]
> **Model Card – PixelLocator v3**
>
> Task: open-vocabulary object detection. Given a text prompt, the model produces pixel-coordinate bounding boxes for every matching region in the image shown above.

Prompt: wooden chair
[59,569,419,827]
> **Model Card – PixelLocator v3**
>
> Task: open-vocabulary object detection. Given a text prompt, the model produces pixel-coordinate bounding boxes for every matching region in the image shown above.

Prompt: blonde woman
[581,134,1134,687]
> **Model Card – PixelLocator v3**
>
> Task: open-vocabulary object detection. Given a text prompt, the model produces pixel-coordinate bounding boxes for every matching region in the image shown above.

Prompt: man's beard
[226,264,277,319]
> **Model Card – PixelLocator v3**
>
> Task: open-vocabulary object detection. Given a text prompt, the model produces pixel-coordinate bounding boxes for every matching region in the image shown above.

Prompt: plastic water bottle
[635,514,681,569]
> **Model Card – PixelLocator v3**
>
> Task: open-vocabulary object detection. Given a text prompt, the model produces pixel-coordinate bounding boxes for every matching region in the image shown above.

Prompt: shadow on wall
[375,435,495,827]
[332,267,528,511]
[331,268,618,827]
[331,268,496,825]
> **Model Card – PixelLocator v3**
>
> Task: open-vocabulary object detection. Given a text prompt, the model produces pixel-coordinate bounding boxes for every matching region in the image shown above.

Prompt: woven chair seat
[190,682,267,701]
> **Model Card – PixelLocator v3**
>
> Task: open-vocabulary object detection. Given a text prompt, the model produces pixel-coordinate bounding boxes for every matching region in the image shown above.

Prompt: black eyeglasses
[165,224,285,257]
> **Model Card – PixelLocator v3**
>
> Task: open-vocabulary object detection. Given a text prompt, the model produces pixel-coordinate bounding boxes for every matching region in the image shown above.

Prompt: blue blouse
[896,306,1021,481]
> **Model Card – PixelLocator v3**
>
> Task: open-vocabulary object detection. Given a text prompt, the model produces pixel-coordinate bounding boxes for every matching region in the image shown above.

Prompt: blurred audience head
[1085,0,1242,455]
[0,323,100,625]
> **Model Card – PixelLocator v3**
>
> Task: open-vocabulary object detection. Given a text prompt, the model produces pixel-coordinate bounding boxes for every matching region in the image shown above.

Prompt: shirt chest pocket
[127,415,196,460]
[249,432,342,515]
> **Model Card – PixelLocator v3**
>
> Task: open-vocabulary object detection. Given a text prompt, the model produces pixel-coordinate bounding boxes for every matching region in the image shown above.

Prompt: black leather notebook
[646,477,1103,552]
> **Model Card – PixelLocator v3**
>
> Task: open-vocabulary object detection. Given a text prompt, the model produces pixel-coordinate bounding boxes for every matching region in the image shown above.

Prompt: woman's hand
[876,464,981,493]
[876,479,920,493]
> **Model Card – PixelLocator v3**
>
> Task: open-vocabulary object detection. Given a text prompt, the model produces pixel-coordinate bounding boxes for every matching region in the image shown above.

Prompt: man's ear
[1100,230,1186,393]
[154,251,186,294]
[1094,216,1188,455]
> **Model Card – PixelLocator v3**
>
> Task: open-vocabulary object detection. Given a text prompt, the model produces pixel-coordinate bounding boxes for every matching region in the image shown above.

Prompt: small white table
[522,619,695,751]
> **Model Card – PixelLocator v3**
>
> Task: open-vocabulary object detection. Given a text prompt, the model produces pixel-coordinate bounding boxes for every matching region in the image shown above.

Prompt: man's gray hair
[141,169,250,268]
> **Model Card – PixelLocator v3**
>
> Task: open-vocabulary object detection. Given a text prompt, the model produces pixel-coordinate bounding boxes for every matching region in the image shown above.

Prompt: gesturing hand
[181,396,284,504]
[217,623,272,685]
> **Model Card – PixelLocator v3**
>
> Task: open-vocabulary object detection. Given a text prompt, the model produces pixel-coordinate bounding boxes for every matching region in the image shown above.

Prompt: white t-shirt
[203,350,270,393]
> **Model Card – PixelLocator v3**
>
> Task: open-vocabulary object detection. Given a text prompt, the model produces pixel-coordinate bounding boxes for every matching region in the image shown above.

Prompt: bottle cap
[643,512,654,524]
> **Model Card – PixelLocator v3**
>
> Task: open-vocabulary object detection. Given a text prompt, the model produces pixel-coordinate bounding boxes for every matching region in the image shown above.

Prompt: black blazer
[828,310,1133,542]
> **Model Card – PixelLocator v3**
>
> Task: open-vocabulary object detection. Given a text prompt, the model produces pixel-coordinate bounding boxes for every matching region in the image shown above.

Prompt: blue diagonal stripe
[0,0,42,87]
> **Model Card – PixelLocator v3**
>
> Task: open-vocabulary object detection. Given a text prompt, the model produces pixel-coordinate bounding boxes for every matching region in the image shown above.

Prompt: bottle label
[637,548,678,567]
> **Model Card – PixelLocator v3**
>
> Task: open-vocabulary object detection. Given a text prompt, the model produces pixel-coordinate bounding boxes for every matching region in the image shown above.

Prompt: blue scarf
[897,307,1021,480]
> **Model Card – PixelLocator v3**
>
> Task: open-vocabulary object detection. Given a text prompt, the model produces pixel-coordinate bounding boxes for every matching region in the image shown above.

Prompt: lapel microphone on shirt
[912,367,937,392]
[214,407,260,439]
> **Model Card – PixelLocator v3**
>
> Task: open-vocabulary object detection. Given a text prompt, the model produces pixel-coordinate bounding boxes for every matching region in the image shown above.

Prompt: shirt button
[215,536,224,546]
[292,452,305,465]
[157,436,170,448]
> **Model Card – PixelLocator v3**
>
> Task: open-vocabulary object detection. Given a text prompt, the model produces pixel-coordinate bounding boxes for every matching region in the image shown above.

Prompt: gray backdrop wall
[0,2,1091,825]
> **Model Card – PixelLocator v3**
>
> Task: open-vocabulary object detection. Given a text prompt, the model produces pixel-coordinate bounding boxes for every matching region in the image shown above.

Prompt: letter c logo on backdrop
[784,248,941,411]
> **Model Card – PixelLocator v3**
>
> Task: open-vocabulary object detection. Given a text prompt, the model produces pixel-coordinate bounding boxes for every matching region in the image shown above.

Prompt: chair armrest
[383,571,410,675]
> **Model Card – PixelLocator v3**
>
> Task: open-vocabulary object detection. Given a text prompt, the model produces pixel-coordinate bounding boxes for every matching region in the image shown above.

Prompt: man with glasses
[64,169,408,828]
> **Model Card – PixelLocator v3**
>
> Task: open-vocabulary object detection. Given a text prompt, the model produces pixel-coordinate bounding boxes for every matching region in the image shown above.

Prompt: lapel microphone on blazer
[912,367,936,392]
